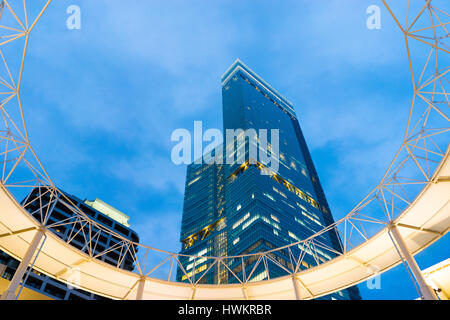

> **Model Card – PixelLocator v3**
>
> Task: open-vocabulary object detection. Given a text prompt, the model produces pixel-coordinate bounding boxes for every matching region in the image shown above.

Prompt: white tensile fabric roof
[0,151,448,300]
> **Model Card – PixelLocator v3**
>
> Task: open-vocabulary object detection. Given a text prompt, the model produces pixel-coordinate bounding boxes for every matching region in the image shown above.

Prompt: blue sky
[17,0,449,299]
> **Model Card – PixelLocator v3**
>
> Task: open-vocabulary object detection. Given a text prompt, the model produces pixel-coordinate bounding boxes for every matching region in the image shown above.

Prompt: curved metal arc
[0,0,447,300]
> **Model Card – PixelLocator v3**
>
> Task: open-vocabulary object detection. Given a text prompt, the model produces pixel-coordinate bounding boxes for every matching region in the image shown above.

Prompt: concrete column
[190,286,196,300]
[390,225,438,300]
[0,228,45,300]
[292,276,301,300]
[136,276,145,300]
[242,286,249,300]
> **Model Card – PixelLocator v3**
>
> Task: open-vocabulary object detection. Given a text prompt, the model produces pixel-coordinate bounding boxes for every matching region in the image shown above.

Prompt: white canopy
[0,150,448,300]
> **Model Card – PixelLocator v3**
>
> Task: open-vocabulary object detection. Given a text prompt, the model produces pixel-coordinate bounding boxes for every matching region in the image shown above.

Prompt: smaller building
[0,186,139,300]
[422,258,450,300]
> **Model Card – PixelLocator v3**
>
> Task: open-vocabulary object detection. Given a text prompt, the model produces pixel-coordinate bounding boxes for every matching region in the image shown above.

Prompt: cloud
[132,210,182,253]
[110,151,187,194]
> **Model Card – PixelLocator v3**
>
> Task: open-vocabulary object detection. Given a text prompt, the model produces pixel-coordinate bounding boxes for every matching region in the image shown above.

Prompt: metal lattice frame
[0,0,448,300]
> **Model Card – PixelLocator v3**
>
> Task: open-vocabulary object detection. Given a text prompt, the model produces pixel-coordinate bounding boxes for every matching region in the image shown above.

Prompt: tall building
[177,60,361,299]
[0,187,139,300]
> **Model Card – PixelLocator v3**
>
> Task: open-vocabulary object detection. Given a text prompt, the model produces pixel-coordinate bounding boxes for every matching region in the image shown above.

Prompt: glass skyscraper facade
[177,60,361,299]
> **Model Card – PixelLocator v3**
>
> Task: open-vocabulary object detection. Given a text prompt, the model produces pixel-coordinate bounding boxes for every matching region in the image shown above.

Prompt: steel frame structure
[0,0,448,300]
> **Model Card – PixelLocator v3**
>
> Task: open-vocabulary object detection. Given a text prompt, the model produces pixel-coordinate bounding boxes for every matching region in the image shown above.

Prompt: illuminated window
[242,215,259,230]
[263,193,275,201]
[297,242,313,256]
[273,187,287,199]
[232,213,250,229]
[182,264,208,281]
[289,231,300,241]
[262,216,280,230]
[186,257,207,271]
[283,200,295,210]
[188,248,209,261]
[270,214,279,223]
[297,203,307,211]
[294,216,306,226]
[302,211,322,226]
[249,270,267,282]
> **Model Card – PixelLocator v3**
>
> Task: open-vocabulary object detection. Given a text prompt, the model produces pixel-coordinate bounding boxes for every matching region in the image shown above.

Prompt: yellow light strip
[181,264,208,281]
[181,218,225,249]
[229,160,328,214]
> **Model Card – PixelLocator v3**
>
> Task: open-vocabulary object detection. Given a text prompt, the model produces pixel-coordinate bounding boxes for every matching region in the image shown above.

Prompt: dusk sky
[16,0,449,299]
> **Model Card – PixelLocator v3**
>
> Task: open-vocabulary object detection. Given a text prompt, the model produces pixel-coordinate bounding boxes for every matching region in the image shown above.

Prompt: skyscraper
[177,60,361,299]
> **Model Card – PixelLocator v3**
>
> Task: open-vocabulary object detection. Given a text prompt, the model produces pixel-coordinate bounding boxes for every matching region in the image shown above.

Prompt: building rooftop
[221,59,296,117]
[422,258,450,300]
[84,198,130,227]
